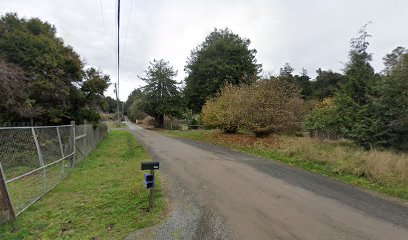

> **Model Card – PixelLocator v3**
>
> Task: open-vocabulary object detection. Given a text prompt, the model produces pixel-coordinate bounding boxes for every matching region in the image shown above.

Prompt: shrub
[240,79,305,137]
[128,99,148,122]
[202,79,305,137]
[202,84,244,133]
[142,116,156,126]
[304,98,342,141]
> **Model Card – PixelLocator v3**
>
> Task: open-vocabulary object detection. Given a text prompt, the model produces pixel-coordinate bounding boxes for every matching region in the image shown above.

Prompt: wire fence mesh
[0,123,109,216]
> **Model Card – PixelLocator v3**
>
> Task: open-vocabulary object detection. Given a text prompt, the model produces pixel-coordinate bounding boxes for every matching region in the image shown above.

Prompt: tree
[124,88,144,115]
[373,50,408,150]
[383,46,407,75]
[294,69,312,99]
[81,68,110,108]
[139,59,183,127]
[342,24,375,106]
[0,13,84,124]
[278,62,294,81]
[0,59,35,123]
[73,68,110,124]
[128,98,147,122]
[278,64,312,99]
[104,96,117,113]
[310,69,345,100]
[184,28,261,112]
[334,24,377,147]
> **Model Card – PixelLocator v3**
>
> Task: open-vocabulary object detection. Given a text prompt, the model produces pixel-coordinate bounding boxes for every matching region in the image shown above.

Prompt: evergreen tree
[310,69,345,100]
[139,59,182,127]
[375,50,408,150]
[184,28,261,112]
[335,24,378,148]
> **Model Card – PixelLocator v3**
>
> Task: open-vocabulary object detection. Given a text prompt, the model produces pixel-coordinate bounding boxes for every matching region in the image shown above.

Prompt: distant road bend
[126,121,408,240]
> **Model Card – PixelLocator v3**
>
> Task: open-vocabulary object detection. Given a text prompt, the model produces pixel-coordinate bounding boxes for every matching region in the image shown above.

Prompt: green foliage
[0,13,111,125]
[124,88,144,115]
[382,46,407,75]
[184,28,261,112]
[333,24,378,149]
[0,13,84,124]
[77,68,111,124]
[305,25,407,151]
[128,98,147,122]
[310,69,345,100]
[103,96,118,113]
[304,98,342,140]
[372,51,408,150]
[139,59,183,127]
[81,68,110,102]
[277,63,312,99]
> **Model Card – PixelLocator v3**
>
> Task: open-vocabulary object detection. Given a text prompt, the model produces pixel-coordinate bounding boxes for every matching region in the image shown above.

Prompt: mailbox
[144,173,154,189]
[141,161,160,170]
[141,161,159,210]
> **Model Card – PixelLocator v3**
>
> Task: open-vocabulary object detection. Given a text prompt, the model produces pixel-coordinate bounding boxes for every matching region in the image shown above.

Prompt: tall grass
[280,136,408,185]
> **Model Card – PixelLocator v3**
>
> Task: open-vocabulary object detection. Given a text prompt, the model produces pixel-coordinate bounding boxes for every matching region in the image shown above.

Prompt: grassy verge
[0,130,165,240]
[162,129,408,201]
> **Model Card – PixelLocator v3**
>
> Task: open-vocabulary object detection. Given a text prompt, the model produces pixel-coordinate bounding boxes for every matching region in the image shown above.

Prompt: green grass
[0,130,165,240]
[162,130,408,201]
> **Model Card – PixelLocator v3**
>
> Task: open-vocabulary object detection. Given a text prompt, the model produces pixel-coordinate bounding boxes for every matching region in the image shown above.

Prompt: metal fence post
[71,121,76,168]
[32,128,46,193]
[83,120,88,156]
[56,127,65,176]
[0,163,15,224]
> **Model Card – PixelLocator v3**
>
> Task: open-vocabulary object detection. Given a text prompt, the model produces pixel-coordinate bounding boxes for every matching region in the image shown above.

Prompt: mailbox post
[141,161,159,211]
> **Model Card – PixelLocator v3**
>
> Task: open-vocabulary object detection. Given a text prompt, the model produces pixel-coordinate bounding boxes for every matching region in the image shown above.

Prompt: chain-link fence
[0,123,109,217]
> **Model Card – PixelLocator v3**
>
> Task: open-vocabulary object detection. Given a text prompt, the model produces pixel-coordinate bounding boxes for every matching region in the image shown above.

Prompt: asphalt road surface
[126,122,408,240]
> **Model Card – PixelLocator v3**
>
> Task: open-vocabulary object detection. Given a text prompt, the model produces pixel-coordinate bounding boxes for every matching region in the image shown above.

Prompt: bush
[202,84,244,133]
[202,79,305,137]
[128,99,147,122]
[240,79,305,137]
[304,98,342,140]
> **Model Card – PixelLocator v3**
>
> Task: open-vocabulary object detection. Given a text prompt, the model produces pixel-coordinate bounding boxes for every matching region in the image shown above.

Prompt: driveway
[126,122,408,240]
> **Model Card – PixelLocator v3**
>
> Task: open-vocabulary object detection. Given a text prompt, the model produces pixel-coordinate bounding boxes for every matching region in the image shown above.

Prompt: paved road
[127,122,408,240]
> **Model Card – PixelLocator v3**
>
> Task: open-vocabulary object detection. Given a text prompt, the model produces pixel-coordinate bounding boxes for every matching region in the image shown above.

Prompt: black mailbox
[141,161,160,170]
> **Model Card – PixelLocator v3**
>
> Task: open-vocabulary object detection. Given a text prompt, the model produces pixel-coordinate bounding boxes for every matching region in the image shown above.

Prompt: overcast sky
[1,0,407,100]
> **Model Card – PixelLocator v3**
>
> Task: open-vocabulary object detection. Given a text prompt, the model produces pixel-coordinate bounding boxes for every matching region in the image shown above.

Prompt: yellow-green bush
[202,79,305,137]
[202,84,244,133]
[240,79,305,137]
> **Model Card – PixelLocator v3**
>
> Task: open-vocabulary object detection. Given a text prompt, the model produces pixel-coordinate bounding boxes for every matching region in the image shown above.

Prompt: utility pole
[114,83,120,121]
[116,0,121,121]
